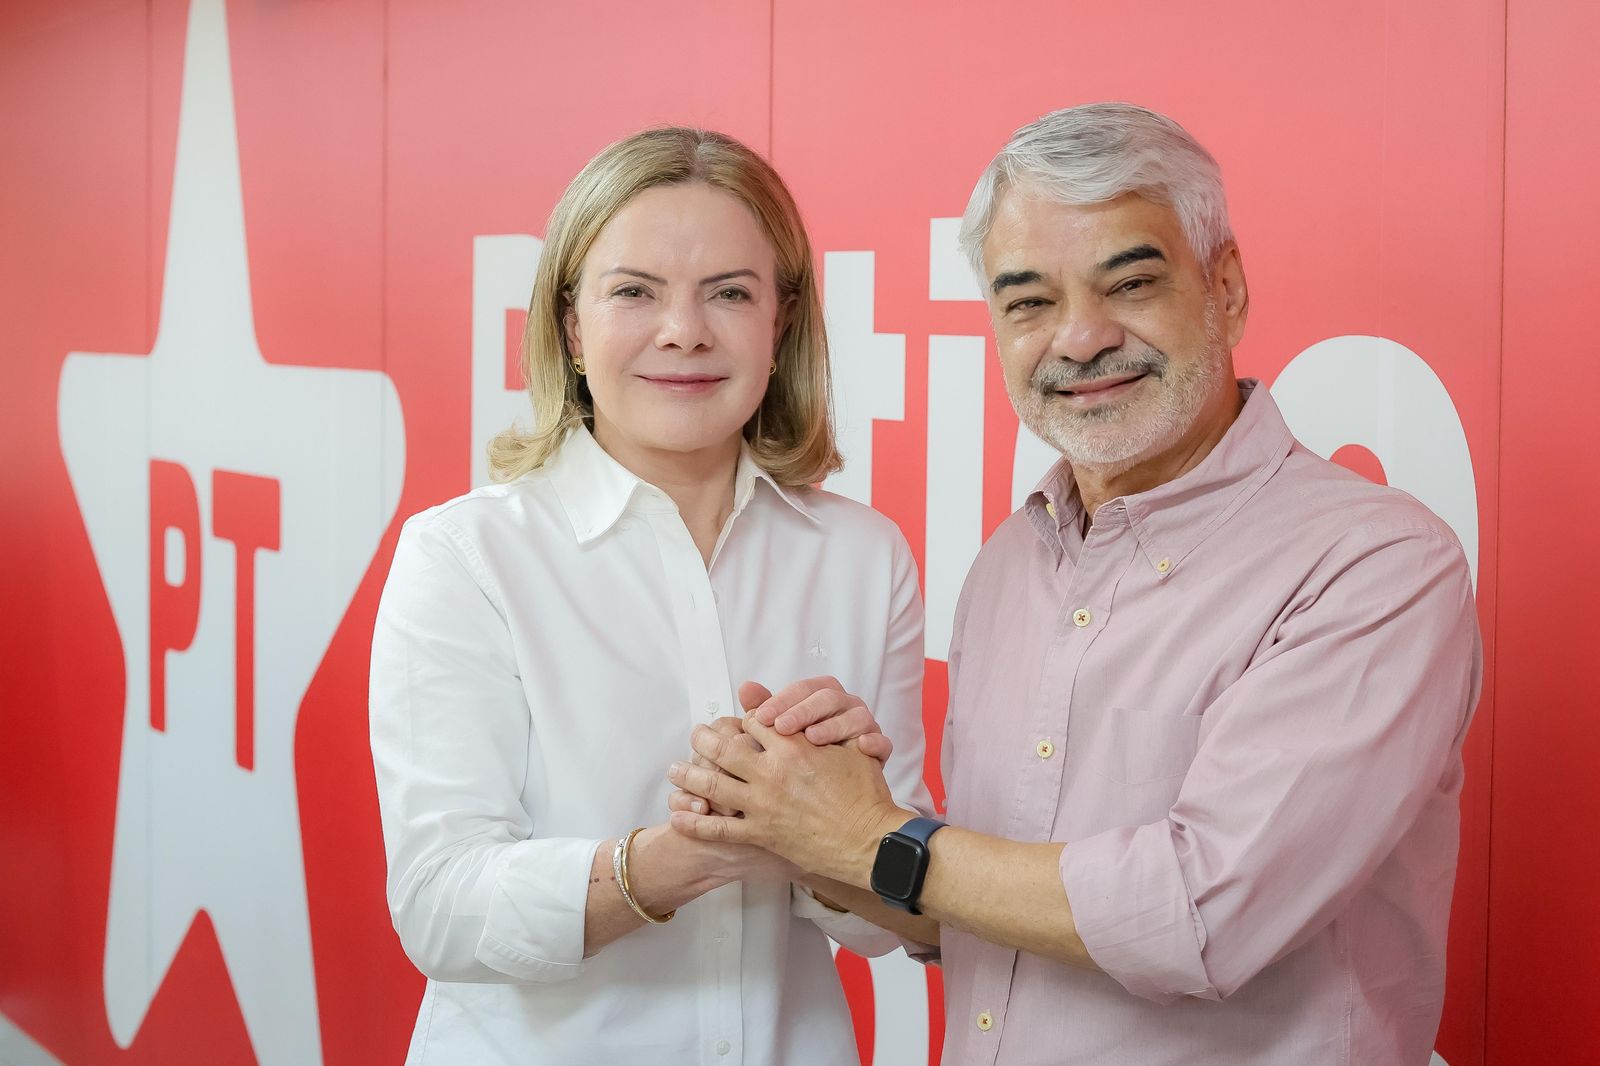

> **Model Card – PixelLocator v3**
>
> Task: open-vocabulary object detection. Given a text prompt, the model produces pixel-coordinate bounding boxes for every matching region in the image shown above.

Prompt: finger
[692,744,753,815]
[684,765,739,813]
[855,732,895,763]
[708,715,746,739]
[690,724,761,779]
[751,675,846,728]
[667,789,710,816]
[669,810,755,845]
[740,714,789,752]
[778,689,861,737]
[683,764,740,816]
[737,681,773,713]
[803,703,878,746]
[697,717,758,758]
[668,760,751,811]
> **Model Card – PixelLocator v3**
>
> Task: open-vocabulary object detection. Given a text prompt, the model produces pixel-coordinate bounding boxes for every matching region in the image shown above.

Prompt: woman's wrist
[625,825,731,914]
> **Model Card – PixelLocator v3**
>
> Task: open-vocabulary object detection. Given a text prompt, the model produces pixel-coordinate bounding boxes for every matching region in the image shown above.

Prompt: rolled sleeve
[1063,523,1480,1002]
[1062,824,1214,1001]
[478,837,604,980]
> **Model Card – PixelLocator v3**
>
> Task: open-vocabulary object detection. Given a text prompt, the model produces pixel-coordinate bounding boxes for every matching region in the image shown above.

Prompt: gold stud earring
[768,359,778,377]
[572,358,586,376]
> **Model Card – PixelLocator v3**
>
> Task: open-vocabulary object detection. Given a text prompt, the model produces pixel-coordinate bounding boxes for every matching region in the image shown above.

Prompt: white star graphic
[56,1,404,1062]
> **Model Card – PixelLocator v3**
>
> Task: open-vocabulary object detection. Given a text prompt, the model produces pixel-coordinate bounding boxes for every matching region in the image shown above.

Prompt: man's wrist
[843,806,918,889]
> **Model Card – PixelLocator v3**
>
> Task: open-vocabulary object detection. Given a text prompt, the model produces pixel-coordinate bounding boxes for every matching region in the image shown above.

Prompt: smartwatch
[870,816,946,914]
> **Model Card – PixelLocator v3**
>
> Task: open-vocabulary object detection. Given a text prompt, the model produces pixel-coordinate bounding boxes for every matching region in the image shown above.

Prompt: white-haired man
[670,102,1481,1065]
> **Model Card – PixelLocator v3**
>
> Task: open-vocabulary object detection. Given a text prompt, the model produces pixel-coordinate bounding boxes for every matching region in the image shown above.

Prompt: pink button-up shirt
[937,380,1481,1066]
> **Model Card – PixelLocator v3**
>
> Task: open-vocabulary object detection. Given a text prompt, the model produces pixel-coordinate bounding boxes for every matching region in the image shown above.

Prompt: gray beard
[1009,304,1229,476]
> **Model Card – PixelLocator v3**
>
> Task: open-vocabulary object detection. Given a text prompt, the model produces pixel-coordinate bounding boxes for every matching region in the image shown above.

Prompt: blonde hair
[487,127,842,487]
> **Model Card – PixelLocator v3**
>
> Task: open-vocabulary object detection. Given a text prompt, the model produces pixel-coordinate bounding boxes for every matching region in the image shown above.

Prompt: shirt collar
[545,424,818,545]
[1024,379,1294,572]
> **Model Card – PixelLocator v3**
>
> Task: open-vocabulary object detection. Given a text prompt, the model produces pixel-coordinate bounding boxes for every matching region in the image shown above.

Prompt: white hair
[958,102,1234,280]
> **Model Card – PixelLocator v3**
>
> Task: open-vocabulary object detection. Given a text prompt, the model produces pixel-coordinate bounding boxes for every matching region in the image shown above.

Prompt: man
[668,102,1481,1065]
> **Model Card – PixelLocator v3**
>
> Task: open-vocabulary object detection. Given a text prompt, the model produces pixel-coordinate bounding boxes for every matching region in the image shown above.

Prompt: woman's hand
[627,822,799,910]
[583,820,796,956]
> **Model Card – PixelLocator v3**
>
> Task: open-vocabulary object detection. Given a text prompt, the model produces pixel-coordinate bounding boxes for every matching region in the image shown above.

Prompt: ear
[1211,242,1250,349]
[562,295,583,360]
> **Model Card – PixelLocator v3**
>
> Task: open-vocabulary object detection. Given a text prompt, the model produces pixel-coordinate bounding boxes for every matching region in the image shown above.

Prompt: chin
[1034,408,1168,470]
[635,417,748,456]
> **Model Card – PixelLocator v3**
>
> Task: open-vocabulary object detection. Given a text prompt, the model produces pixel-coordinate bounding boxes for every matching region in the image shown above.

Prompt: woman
[369,127,929,1064]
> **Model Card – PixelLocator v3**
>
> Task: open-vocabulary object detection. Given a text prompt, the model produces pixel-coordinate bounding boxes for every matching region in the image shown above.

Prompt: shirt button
[1072,608,1092,627]
[977,1011,994,1032]
[1035,739,1054,759]
[716,1039,731,1055]
[1156,558,1171,573]
[705,700,720,716]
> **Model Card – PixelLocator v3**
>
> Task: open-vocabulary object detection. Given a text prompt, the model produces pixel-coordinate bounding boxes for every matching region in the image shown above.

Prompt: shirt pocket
[1077,706,1203,786]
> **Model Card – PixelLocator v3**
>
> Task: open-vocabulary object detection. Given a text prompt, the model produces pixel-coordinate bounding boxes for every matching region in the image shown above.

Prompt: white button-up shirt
[370,425,931,1065]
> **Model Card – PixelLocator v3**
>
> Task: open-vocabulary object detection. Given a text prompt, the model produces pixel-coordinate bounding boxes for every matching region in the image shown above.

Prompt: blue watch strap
[896,816,946,847]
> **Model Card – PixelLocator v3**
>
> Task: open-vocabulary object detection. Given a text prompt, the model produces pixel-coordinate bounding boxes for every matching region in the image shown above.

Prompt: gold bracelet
[613,827,674,925]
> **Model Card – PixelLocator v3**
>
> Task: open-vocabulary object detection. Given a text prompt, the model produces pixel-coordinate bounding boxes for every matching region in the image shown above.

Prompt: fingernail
[693,800,707,814]
[776,715,793,732]
[668,762,684,777]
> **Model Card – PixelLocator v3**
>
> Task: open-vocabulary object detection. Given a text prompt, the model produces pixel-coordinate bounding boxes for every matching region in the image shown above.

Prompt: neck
[591,423,741,566]
[1074,379,1245,523]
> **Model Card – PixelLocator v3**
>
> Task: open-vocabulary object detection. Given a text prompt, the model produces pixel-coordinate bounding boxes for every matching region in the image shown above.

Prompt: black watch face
[871,833,924,901]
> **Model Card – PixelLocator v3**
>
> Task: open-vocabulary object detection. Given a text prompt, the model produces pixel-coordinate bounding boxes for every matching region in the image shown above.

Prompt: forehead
[981,189,1191,278]
[586,182,776,273]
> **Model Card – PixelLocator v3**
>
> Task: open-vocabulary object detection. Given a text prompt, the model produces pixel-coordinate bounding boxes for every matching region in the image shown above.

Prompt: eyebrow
[600,267,763,286]
[990,269,1044,296]
[1097,244,1165,273]
[989,244,1168,296]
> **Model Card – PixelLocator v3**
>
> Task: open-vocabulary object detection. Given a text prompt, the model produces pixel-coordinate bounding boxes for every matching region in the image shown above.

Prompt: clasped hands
[666,677,912,887]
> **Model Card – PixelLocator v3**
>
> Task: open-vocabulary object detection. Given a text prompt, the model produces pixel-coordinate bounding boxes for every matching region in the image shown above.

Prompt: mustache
[1031,349,1168,391]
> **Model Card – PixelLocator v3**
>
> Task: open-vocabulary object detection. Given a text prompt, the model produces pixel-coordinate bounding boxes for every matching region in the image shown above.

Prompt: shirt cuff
[477,837,603,982]
[1061,823,1218,1003]
[791,884,907,958]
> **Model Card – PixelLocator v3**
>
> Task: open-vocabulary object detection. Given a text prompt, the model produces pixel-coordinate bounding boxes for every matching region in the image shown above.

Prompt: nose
[655,293,714,354]
[1052,296,1125,364]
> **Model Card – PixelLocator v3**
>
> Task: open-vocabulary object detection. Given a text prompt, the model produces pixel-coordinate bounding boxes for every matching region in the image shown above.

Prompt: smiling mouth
[1056,371,1148,397]
[640,374,727,384]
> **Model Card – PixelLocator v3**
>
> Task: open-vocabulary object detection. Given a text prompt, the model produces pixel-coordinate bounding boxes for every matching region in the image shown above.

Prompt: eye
[611,284,649,299]
[1004,296,1049,314]
[1112,277,1153,295]
[714,286,752,302]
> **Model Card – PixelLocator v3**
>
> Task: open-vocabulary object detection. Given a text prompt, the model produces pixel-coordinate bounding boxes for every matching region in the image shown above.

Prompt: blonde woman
[369,127,930,1064]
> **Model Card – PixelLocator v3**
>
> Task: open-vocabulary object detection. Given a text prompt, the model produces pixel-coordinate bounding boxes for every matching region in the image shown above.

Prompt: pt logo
[56,1,404,1063]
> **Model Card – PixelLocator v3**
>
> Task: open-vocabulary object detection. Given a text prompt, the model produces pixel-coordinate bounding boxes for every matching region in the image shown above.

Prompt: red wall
[1489,2,1600,1060]
[0,2,1593,1063]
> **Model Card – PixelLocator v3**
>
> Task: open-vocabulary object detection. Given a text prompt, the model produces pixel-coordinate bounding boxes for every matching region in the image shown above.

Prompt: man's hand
[667,716,910,885]
[742,677,894,762]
